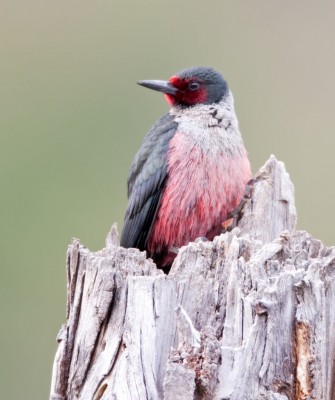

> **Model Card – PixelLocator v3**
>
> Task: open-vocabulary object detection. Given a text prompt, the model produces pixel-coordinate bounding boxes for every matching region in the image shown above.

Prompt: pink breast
[148,132,251,253]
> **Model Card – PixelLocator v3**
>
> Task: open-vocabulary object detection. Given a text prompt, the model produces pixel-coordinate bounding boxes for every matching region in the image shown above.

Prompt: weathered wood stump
[50,156,335,400]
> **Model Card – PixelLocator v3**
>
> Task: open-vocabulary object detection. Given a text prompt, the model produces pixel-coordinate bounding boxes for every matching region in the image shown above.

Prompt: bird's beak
[137,80,178,95]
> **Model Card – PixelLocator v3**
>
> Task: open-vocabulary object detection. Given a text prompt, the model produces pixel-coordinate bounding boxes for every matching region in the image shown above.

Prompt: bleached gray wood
[50,156,335,400]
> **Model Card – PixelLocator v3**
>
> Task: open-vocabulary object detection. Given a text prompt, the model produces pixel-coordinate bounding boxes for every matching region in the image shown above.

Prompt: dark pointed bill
[137,80,178,95]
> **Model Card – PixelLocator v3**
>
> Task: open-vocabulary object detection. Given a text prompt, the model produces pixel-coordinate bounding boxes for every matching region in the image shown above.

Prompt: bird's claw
[195,236,209,243]
[221,178,258,233]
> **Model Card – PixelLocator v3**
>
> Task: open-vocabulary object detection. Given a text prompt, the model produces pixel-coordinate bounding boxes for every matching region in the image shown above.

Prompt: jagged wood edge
[50,156,335,400]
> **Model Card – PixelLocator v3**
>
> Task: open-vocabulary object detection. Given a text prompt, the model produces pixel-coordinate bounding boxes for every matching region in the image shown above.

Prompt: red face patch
[166,75,207,106]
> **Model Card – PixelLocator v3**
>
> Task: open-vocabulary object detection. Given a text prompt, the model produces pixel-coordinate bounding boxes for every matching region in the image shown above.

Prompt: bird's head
[137,66,229,107]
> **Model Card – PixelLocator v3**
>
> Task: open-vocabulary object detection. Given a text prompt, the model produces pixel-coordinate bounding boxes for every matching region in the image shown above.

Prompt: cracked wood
[50,156,335,400]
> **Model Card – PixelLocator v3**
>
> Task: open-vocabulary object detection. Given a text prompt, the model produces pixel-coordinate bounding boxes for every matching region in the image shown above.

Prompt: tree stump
[50,156,335,400]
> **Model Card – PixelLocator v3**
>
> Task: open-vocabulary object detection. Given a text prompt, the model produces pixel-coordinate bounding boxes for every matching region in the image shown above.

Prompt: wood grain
[50,156,335,400]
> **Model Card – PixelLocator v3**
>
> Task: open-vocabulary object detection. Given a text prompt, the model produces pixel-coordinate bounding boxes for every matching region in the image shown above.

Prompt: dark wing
[120,113,177,250]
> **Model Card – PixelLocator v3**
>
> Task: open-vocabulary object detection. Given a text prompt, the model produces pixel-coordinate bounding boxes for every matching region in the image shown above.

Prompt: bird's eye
[188,82,200,91]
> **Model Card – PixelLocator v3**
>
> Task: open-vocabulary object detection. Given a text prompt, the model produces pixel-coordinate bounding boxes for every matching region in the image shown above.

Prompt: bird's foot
[195,236,209,243]
[221,178,257,233]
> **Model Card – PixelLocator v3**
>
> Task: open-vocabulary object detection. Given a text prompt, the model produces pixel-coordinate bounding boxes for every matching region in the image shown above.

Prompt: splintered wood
[50,156,335,400]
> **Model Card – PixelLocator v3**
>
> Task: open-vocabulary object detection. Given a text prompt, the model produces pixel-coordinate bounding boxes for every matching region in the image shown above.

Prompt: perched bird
[121,66,252,268]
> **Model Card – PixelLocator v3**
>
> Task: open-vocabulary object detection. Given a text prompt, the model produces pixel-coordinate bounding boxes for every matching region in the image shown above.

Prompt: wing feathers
[120,113,177,250]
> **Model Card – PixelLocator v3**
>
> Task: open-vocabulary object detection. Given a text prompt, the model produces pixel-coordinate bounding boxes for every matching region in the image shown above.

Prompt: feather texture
[120,113,177,250]
[121,67,252,268]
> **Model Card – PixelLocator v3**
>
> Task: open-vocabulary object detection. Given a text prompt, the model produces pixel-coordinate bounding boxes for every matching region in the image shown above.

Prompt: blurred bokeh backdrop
[1,1,334,398]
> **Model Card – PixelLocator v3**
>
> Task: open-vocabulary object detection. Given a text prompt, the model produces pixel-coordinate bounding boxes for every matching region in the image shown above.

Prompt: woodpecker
[120,66,252,268]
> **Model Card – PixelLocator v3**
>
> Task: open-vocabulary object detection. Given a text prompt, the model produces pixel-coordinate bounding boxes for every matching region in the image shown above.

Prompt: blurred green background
[1,1,334,398]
